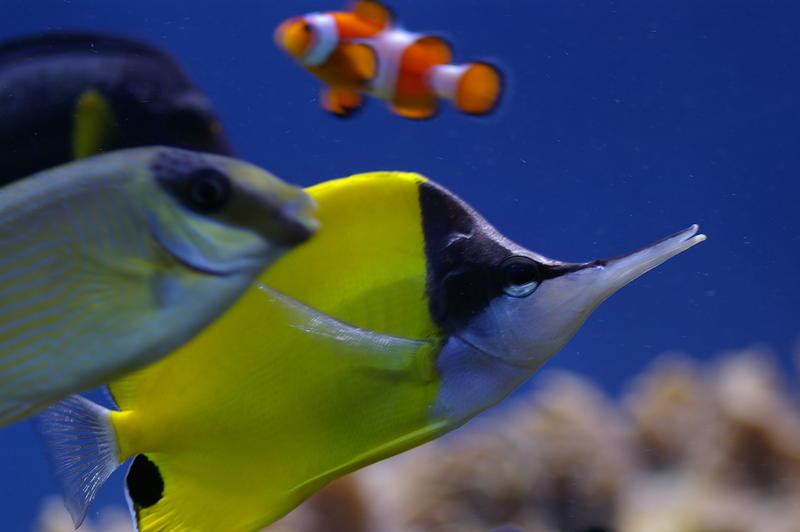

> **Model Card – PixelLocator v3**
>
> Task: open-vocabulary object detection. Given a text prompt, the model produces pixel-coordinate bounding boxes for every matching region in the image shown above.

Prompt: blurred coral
[37,348,800,532]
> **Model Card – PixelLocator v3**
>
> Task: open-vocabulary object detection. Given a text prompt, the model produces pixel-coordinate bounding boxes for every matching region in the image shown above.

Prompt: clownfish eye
[302,22,313,33]
[184,168,231,213]
[500,256,541,297]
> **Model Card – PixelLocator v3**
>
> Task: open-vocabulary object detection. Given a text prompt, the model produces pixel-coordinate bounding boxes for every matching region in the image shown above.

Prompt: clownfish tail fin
[35,395,120,528]
[428,62,503,115]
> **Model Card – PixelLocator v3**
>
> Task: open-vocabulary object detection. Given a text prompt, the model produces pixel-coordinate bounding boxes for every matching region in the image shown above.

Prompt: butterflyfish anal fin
[72,89,118,159]
[390,102,438,120]
[321,87,364,117]
[340,41,377,80]
[257,284,438,380]
[351,0,394,28]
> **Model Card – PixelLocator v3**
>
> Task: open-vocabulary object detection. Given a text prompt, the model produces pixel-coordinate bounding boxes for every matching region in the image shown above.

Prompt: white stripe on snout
[427,64,470,101]
[302,13,339,66]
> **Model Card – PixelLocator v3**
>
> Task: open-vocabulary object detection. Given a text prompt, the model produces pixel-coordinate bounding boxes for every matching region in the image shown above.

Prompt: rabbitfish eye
[501,255,541,297]
[184,168,231,213]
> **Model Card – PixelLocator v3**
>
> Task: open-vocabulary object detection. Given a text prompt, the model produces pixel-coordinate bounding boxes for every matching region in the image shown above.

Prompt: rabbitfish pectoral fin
[256,284,437,380]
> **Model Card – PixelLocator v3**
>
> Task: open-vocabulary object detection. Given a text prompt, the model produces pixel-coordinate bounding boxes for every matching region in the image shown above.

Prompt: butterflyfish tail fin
[35,395,120,528]
[428,61,503,115]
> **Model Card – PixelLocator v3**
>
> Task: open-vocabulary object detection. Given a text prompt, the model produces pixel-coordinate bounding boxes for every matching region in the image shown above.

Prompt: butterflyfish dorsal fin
[72,89,117,159]
[351,0,393,28]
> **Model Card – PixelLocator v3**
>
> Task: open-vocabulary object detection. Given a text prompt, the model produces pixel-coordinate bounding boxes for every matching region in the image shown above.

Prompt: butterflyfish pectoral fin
[321,87,365,117]
[35,395,121,528]
[351,0,394,28]
[390,102,438,120]
[257,284,438,380]
[72,89,118,159]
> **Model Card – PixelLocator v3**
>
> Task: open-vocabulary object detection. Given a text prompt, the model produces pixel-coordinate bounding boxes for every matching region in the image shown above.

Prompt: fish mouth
[589,224,707,296]
[274,193,319,245]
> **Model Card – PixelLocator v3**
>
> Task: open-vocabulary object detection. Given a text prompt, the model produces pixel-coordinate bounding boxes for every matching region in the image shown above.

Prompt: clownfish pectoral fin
[390,102,438,120]
[257,284,437,380]
[428,62,503,115]
[321,87,364,117]
[351,0,394,28]
[339,41,377,80]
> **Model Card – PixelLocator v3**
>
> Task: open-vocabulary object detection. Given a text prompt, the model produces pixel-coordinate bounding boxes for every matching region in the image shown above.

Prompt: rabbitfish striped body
[0,146,316,426]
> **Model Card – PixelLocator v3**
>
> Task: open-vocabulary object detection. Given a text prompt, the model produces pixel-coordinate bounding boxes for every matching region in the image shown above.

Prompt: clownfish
[275,0,503,119]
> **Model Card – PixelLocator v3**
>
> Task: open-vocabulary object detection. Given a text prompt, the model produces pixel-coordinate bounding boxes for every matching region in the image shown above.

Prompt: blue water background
[1,0,798,529]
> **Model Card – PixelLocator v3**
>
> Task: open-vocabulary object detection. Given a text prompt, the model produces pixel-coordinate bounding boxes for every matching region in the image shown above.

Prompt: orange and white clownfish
[274,0,503,119]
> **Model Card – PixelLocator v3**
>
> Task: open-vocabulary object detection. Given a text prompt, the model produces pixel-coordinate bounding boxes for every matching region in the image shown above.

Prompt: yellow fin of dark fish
[351,0,393,27]
[72,89,117,159]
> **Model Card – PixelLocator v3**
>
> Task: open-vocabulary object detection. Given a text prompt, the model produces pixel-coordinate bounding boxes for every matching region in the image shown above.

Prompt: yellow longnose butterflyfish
[39,172,704,531]
[0,146,316,426]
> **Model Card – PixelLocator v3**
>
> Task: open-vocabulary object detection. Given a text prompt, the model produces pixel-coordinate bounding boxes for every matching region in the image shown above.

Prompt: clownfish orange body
[275,0,503,119]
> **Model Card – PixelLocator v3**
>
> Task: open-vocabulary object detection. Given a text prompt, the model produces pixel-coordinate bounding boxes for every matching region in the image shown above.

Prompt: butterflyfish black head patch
[418,180,579,334]
[126,454,164,509]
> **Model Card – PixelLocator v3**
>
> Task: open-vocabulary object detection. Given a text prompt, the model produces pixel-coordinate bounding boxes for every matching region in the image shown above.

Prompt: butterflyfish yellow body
[39,172,705,531]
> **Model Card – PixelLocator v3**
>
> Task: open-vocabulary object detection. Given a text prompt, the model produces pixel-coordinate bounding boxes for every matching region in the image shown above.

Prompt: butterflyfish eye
[500,255,541,297]
[184,168,231,213]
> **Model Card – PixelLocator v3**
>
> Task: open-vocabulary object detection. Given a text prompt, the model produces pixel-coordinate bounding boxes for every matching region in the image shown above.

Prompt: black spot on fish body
[126,454,164,509]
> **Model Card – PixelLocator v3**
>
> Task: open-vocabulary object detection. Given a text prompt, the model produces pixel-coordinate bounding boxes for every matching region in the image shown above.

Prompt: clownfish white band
[364,29,421,100]
[427,64,471,101]
[302,13,339,66]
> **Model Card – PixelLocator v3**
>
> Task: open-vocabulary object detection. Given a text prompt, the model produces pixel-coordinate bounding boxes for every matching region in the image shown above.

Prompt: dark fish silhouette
[0,32,233,184]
